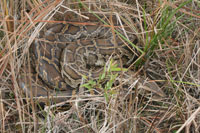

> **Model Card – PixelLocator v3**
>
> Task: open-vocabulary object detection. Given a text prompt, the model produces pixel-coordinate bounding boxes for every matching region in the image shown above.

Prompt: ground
[0,0,200,132]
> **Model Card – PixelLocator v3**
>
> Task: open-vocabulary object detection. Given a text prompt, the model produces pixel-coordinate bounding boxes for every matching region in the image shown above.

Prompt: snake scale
[27,14,137,97]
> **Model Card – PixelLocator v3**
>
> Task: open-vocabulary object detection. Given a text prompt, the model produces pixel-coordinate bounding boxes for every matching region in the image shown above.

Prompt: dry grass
[0,0,200,132]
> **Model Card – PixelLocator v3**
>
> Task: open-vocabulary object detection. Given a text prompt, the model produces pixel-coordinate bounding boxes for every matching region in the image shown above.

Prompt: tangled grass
[0,0,200,132]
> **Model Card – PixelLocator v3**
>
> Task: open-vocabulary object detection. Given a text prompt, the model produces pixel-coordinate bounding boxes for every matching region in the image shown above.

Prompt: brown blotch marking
[64,65,82,80]
[56,42,67,49]
[45,33,56,41]
[84,25,99,34]
[39,59,62,87]
[75,54,82,61]
[66,43,79,53]
[76,60,84,67]
[51,58,60,68]
[99,48,115,55]
[39,31,45,38]
[53,47,62,60]
[80,39,93,46]
[31,42,39,58]
[58,34,69,42]
[64,24,81,35]
[58,81,73,90]
[49,24,64,33]
[87,46,96,51]
[71,64,79,70]
[64,51,75,63]
[39,43,52,59]
[86,53,98,66]
[77,47,86,55]
[95,39,114,47]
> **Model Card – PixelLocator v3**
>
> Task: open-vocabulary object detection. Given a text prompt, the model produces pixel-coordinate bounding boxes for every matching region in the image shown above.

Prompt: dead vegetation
[0,0,200,132]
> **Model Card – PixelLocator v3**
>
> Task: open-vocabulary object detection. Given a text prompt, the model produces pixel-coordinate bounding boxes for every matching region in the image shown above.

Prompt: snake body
[31,17,136,92]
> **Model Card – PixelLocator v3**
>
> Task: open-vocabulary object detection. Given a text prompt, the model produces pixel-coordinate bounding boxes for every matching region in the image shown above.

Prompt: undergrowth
[0,0,200,133]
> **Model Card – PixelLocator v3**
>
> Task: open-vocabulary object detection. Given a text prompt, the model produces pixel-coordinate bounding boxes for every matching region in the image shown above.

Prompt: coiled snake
[20,15,137,98]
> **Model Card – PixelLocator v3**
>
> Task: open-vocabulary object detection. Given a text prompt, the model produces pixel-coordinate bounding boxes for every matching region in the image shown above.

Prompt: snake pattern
[29,14,137,95]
